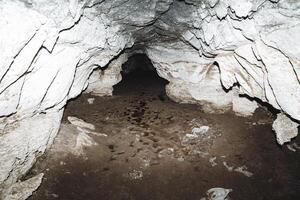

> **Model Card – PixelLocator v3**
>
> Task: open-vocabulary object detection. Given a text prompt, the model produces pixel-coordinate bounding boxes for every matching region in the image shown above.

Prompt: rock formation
[0,0,299,197]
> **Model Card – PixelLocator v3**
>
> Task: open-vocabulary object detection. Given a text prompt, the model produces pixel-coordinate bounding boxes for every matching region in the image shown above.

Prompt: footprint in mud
[125,100,149,126]
[108,144,115,152]
[102,167,110,172]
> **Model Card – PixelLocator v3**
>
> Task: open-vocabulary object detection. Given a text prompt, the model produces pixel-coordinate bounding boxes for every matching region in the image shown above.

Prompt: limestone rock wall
[0,0,300,197]
[151,0,300,143]
[0,0,133,195]
[86,53,129,96]
[146,41,258,115]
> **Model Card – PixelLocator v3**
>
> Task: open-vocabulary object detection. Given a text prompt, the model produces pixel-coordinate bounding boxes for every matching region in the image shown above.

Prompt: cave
[113,53,168,96]
[1,0,300,200]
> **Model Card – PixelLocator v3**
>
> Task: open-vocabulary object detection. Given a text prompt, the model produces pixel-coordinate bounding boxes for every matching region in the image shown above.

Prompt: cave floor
[28,72,300,200]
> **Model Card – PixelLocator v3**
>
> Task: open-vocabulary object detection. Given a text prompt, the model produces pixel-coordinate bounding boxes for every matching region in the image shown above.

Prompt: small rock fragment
[209,156,217,167]
[272,113,299,145]
[294,143,300,150]
[223,162,233,172]
[135,134,141,142]
[206,187,232,200]
[87,98,95,104]
[192,126,209,136]
[223,162,253,177]
[177,156,185,162]
[141,158,151,167]
[182,125,212,146]
[234,165,253,177]
[4,173,44,200]
[190,150,209,158]
[68,116,95,130]
[286,142,300,152]
[59,161,66,166]
[128,170,143,180]
[181,133,199,146]
[287,144,297,152]
[158,148,174,158]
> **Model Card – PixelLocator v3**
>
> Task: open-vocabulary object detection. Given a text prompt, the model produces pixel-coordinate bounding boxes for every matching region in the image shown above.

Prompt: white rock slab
[3,173,44,200]
[67,116,95,130]
[272,113,299,145]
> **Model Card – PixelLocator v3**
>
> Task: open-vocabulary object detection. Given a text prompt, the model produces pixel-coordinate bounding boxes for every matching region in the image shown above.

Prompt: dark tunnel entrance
[112,53,170,126]
[113,54,169,96]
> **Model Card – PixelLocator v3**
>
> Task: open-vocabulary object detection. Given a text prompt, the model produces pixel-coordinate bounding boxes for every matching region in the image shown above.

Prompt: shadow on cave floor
[28,56,300,200]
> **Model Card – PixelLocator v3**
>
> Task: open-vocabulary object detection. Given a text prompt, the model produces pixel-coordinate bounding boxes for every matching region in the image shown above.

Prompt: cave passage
[113,54,169,96]
[28,54,300,200]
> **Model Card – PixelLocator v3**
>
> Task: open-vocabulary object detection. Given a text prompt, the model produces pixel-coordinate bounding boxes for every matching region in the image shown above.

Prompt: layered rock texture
[0,0,299,197]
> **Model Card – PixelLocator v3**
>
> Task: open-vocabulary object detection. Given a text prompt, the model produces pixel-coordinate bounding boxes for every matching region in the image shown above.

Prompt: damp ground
[28,70,300,200]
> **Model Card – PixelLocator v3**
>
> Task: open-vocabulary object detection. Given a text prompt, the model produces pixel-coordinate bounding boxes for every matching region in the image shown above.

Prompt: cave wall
[0,0,134,195]
[0,0,299,196]
[146,0,300,142]
[146,41,258,115]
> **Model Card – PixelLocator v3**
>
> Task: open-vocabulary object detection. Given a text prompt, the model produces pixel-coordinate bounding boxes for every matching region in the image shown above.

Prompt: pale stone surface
[232,93,258,117]
[0,111,63,193]
[45,123,98,157]
[146,42,257,114]
[68,116,95,130]
[87,98,95,104]
[160,0,300,123]
[157,0,300,142]
[256,40,300,121]
[204,187,232,200]
[0,0,132,193]
[86,53,129,96]
[74,131,98,156]
[45,124,78,157]
[192,126,210,136]
[2,173,44,200]
[1,0,300,197]
[272,113,299,145]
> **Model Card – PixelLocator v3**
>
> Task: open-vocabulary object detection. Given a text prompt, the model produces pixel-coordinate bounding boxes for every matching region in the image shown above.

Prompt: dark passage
[113,54,168,96]
[28,54,300,200]
[113,54,169,126]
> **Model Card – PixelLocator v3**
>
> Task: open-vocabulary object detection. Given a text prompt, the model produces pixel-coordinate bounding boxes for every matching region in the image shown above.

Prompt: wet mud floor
[29,70,300,200]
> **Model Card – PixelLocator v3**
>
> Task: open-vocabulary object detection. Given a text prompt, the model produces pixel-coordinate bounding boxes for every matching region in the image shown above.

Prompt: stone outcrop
[0,111,62,198]
[3,173,44,200]
[146,41,258,115]
[272,113,299,145]
[0,0,300,197]
[86,53,129,96]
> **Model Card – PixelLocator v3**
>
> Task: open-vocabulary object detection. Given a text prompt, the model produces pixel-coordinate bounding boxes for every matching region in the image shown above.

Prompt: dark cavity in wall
[113,53,169,97]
